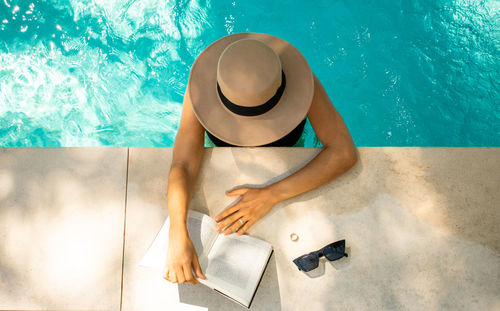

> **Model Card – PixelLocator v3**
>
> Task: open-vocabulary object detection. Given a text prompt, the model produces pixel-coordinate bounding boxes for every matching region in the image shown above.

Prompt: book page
[139,210,218,271]
[199,233,272,306]
[185,210,218,258]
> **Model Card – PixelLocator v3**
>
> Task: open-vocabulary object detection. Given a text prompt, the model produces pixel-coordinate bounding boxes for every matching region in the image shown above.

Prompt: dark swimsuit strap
[206,118,307,147]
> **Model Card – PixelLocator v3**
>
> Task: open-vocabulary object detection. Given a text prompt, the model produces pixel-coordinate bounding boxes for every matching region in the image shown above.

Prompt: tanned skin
[163,74,357,284]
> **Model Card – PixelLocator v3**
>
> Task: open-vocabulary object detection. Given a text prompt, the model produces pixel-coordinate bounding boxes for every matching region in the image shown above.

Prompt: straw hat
[188,32,314,146]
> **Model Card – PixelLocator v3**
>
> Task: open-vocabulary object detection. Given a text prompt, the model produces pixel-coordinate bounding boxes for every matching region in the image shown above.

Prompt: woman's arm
[215,74,357,235]
[164,91,207,284]
[267,73,357,200]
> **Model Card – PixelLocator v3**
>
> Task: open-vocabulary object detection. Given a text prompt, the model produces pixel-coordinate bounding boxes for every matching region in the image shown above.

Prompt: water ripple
[0,0,498,146]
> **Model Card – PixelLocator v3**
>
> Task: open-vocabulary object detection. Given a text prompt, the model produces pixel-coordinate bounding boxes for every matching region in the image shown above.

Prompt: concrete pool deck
[0,147,499,310]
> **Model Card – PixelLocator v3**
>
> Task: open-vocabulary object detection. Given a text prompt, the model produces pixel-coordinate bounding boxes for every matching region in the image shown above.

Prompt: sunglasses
[293,239,348,272]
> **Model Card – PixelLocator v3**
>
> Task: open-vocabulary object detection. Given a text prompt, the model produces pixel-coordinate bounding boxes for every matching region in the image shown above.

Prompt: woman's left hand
[214,187,279,236]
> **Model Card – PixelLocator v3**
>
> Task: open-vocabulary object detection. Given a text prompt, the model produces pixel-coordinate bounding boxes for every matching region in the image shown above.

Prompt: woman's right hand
[163,230,207,285]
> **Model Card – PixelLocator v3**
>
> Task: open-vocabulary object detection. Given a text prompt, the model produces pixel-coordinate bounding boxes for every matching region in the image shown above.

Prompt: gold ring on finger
[239,218,244,225]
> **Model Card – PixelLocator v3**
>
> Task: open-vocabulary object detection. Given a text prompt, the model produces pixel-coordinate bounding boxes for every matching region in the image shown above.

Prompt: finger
[183,264,198,285]
[192,255,207,280]
[165,269,177,283]
[175,265,186,284]
[162,266,168,280]
[226,187,249,197]
[217,211,244,233]
[237,219,253,236]
[215,205,240,222]
[222,217,245,235]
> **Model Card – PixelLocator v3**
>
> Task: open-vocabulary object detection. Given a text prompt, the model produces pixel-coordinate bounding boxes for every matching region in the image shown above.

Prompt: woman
[164,33,357,285]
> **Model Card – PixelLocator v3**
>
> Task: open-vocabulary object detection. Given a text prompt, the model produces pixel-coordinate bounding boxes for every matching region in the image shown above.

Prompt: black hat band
[216,70,286,117]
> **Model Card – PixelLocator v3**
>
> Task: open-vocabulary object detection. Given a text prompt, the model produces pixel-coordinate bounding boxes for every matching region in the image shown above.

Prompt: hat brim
[188,33,314,146]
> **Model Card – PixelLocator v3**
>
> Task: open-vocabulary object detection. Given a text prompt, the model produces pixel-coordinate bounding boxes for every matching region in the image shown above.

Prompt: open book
[139,210,273,308]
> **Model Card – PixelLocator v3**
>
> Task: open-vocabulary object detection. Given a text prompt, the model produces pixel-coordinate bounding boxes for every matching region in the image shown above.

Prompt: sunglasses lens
[323,250,345,261]
[293,240,348,272]
[293,253,319,272]
[323,240,347,261]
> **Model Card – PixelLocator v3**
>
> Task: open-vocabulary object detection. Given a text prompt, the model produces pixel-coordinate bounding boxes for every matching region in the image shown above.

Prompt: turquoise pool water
[1,0,499,147]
